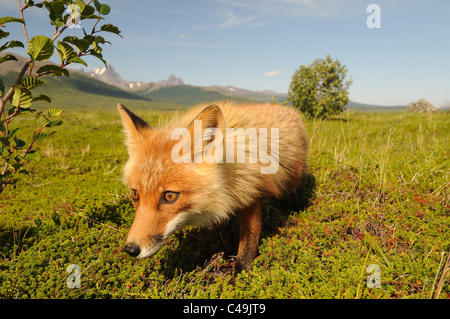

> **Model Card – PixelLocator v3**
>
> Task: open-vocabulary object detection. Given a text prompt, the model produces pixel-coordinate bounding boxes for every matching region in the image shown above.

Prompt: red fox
[118,101,308,272]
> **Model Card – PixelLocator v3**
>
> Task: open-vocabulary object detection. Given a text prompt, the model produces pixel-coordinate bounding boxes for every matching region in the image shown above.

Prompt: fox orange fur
[118,101,308,272]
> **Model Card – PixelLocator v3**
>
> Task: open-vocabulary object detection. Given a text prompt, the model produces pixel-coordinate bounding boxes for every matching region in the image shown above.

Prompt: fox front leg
[235,201,262,274]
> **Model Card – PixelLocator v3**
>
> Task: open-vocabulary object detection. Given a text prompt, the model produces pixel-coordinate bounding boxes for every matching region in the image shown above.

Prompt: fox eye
[131,189,139,202]
[161,191,180,204]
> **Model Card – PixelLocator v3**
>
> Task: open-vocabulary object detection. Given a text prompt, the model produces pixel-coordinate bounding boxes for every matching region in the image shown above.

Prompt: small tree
[0,0,122,194]
[288,55,352,119]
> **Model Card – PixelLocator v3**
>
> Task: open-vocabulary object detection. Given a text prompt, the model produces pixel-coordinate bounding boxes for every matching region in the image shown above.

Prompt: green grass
[0,109,449,299]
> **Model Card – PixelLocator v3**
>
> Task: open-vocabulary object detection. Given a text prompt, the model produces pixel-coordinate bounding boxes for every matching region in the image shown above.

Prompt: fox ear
[187,104,225,163]
[188,104,225,132]
[117,103,152,150]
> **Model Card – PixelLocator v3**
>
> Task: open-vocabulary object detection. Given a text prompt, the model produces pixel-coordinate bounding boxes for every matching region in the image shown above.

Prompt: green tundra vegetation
[0,107,449,298]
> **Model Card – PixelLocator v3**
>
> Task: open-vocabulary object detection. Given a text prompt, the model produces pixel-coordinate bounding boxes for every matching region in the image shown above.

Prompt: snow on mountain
[88,66,146,90]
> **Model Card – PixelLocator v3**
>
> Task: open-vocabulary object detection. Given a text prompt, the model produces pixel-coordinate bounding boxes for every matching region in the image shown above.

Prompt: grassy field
[0,107,449,299]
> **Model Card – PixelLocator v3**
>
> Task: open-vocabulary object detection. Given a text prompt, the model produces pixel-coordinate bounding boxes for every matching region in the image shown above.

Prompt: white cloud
[194,10,268,30]
[213,0,362,25]
[217,11,258,28]
[201,0,357,30]
[263,70,283,77]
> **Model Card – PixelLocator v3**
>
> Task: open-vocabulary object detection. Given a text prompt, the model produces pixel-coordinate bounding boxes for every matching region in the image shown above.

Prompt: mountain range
[1,53,408,111]
[88,66,184,90]
[85,65,408,110]
[87,65,288,105]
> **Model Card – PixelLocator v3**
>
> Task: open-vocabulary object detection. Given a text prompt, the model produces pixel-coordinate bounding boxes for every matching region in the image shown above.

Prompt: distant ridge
[0,53,151,110]
[346,100,407,112]
[0,53,418,111]
[129,84,254,105]
[80,64,411,109]
[211,85,288,103]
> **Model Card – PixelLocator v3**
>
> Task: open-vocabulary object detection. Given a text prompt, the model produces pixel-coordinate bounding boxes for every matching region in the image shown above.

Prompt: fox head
[117,103,230,259]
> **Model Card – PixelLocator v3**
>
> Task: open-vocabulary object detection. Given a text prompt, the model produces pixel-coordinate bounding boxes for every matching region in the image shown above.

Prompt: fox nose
[124,243,141,257]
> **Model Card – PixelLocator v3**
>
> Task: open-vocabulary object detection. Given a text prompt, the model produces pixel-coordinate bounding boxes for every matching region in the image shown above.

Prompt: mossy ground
[0,109,448,299]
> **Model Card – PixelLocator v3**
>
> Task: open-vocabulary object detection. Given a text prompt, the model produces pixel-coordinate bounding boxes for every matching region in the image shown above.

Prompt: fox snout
[123,233,167,259]
[123,243,141,257]
[123,240,164,259]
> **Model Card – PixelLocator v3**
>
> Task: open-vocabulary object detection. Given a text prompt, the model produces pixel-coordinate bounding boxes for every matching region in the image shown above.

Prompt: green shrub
[288,55,352,119]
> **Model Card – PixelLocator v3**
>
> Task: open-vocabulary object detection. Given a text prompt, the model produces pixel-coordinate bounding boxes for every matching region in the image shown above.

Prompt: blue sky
[1,0,449,106]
